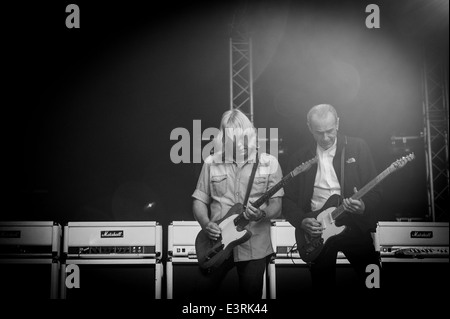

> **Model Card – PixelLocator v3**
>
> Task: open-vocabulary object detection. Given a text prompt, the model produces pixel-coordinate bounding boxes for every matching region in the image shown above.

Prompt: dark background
[5,0,448,227]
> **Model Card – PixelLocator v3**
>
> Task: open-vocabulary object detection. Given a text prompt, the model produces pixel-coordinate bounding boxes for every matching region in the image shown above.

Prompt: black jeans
[195,253,270,299]
[309,229,380,290]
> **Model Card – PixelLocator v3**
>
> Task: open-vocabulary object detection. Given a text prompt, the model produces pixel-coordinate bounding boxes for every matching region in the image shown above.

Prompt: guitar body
[195,203,252,270]
[295,194,347,263]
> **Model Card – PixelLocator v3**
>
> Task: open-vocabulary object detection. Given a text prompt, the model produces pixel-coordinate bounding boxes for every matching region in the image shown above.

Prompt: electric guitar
[195,157,318,271]
[296,153,415,263]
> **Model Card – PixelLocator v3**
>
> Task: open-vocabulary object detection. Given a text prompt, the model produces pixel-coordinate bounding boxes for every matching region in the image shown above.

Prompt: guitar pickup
[206,244,224,260]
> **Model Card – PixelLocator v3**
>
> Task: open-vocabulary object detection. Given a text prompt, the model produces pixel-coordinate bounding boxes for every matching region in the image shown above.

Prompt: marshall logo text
[410,231,433,239]
[0,231,21,238]
[101,230,124,238]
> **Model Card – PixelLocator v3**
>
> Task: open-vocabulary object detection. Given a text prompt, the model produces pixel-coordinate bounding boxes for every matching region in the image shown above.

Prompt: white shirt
[311,139,341,211]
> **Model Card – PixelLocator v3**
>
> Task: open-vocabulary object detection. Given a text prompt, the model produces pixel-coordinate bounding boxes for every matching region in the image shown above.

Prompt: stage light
[146,202,156,210]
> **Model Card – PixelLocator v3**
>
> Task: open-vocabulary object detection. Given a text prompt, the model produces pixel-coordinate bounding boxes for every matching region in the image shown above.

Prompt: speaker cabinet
[61,259,163,299]
[268,258,359,298]
[0,259,60,299]
[269,220,360,298]
[167,221,267,299]
[166,258,241,299]
[380,258,449,291]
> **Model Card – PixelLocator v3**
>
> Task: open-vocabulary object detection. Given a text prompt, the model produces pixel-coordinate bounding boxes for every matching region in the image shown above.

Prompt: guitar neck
[252,170,298,208]
[235,172,296,227]
[331,165,393,220]
[234,174,288,228]
[234,157,317,227]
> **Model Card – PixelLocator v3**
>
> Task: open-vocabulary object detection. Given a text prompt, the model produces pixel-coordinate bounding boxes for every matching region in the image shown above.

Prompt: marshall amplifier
[167,221,207,299]
[0,221,61,258]
[0,221,62,299]
[375,221,449,290]
[166,221,259,299]
[168,220,201,259]
[375,221,449,258]
[268,220,358,299]
[270,220,300,259]
[270,220,348,260]
[61,221,163,299]
[63,221,162,259]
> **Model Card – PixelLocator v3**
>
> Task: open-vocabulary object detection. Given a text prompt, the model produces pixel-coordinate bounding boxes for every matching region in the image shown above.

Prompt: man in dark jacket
[283,104,382,289]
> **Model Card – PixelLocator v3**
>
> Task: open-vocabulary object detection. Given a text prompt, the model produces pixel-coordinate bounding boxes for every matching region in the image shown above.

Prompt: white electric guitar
[296,153,415,263]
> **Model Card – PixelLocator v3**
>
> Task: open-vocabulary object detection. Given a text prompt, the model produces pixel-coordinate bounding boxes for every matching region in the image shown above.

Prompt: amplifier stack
[61,221,163,299]
[1,219,448,299]
[0,221,62,299]
[166,221,268,299]
[268,220,358,298]
[375,221,449,290]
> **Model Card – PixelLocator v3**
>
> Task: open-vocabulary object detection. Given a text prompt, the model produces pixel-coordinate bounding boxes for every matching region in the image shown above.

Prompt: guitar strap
[340,136,347,204]
[244,151,259,206]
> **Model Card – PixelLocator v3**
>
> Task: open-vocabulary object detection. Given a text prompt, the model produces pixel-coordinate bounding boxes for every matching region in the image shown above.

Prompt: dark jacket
[282,134,382,234]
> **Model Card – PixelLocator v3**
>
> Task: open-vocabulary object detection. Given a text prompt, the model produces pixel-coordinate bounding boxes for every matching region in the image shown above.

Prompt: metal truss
[229,4,254,124]
[422,50,449,222]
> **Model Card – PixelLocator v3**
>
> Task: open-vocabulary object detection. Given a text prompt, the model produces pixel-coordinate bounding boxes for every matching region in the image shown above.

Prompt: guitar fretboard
[234,157,317,227]
[252,173,292,208]
[330,163,400,220]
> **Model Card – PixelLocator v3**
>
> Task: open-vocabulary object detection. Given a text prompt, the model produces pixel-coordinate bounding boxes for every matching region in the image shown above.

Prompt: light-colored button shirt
[311,140,341,211]
[192,152,284,262]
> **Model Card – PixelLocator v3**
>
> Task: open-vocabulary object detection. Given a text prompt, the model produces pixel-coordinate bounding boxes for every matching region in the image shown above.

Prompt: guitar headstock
[390,153,415,171]
[292,157,318,176]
